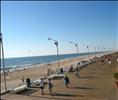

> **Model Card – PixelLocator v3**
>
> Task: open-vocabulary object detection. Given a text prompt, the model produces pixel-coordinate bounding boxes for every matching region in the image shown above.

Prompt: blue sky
[1,1,118,58]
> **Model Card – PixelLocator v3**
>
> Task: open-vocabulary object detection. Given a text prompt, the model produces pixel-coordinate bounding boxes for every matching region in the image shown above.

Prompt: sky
[1,1,118,58]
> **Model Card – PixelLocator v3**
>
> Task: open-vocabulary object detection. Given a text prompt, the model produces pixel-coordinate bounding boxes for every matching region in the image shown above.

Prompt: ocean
[1,52,100,70]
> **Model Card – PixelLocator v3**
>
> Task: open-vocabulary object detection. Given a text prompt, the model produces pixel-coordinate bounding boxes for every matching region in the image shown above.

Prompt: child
[48,79,53,95]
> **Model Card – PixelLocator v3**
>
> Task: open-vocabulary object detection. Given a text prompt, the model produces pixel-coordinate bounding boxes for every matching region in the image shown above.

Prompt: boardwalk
[1,53,118,100]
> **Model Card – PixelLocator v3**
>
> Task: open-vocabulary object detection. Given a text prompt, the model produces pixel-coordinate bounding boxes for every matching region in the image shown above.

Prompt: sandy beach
[1,1,117,100]
[1,52,118,100]
[1,53,105,93]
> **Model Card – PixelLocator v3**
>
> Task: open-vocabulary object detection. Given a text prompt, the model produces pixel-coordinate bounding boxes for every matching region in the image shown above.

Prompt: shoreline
[1,52,107,74]
[1,52,108,71]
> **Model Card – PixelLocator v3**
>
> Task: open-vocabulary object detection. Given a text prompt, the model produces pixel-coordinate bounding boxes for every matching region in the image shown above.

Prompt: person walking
[63,75,70,88]
[39,78,45,95]
[48,79,53,95]
[26,78,31,87]
[60,68,64,74]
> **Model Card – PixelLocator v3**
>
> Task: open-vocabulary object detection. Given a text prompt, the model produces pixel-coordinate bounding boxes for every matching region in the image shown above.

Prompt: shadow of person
[53,92,84,97]
[69,86,94,89]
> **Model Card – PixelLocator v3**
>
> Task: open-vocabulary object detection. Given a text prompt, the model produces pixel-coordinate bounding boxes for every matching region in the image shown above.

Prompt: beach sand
[1,52,118,100]
[0,53,109,93]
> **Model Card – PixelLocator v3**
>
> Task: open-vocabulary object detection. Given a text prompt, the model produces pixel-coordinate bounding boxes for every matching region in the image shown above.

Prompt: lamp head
[48,37,51,40]
[75,44,78,47]
[54,41,58,46]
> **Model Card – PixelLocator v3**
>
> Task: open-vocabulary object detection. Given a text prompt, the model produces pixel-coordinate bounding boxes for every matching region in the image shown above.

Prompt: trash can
[26,78,31,87]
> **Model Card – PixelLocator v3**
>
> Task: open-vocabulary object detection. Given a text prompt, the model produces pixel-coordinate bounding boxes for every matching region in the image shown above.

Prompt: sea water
[1,52,102,71]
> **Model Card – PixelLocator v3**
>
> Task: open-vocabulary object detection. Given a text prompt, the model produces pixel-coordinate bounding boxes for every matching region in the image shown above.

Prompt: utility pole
[0,33,7,92]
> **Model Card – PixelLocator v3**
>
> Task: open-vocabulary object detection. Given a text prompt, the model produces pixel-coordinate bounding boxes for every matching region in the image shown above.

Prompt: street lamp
[104,48,106,52]
[0,33,7,92]
[91,45,96,53]
[93,46,97,57]
[83,44,90,60]
[69,42,79,64]
[48,37,60,73]
[97,46,100,53]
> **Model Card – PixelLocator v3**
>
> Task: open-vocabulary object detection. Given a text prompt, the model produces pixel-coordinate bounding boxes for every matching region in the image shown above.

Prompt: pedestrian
[108,58,111,64]
[60,68,63,74]
[69,65,73,72]
[48,79,53,95]
[39,78,45,95]
[63,75,70,88]
[26,78,31,87]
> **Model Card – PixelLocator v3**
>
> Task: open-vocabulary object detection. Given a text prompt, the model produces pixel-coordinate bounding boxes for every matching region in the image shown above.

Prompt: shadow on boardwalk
[29,92,84,100]
[53,92,84,97]
[69,86,94,89]
[79,77,98,79]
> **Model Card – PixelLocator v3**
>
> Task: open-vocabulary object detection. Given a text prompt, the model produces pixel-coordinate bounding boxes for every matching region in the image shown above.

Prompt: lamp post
[93,46,95,53]
[97,47,99,52]
[0,33,7,92]
[83,44,90,60]
[93,46,96,57]
[48,37,60,73]
[90,45,93,53]
[69,42,79,64]
[103,48,105,52]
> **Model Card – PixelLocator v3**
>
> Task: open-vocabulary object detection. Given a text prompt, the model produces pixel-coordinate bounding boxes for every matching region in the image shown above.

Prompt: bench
[11,84,27,93]
[48,74,65,79]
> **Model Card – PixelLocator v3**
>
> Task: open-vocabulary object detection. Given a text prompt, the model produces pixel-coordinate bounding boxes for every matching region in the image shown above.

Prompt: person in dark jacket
[63,75,70,88]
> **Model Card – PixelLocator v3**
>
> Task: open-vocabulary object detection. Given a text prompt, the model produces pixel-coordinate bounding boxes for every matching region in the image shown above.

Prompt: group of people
[100,54,112,64]
[39,78,53,95]
[100,54,118,65]
[39,75,70,95]
[22,63,81,95]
